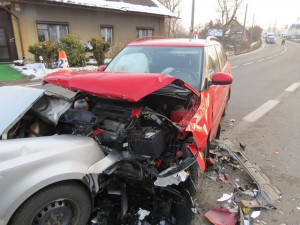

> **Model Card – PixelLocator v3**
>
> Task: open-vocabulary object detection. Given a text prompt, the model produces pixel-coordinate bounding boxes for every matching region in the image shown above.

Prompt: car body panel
[43,71,179,102]
[0,86,44,138]
[0,135,105,225]
[128,38,217,47]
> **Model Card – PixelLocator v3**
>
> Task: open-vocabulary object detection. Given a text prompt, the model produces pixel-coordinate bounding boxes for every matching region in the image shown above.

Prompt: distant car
[0,37,233,225]
[266,35,276,44]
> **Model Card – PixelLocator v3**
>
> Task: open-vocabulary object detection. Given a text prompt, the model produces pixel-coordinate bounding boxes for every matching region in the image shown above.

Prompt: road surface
[216,41,300,225]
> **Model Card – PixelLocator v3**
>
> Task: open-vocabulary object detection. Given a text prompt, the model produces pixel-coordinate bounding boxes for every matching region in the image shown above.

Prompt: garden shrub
[28,41,59,68]
[87,38,110,65]
[59,34,86,67]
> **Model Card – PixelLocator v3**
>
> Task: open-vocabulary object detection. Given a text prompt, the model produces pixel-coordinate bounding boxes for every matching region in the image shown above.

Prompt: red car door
[206,45,225,140]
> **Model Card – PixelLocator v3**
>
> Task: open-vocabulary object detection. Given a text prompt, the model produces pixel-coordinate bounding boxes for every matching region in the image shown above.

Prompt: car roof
[128,38,219,47]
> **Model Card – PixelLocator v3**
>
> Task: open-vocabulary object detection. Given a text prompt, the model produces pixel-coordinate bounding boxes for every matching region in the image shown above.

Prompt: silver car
[0,77,201,225]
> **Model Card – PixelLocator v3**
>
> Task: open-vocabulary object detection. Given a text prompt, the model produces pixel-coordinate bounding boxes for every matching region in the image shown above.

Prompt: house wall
[11,3,165,60]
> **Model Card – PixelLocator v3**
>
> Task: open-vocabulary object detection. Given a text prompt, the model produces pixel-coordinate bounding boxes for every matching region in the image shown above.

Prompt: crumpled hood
[0,86,45,137]
[43,71,199,102]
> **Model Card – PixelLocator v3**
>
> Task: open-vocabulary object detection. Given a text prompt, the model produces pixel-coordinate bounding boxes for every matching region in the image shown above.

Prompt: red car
[45,36,232,182]
[40,37,232,223]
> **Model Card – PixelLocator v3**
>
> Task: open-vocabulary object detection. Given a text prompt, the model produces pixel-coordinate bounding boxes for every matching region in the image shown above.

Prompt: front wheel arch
[8,180,93,225]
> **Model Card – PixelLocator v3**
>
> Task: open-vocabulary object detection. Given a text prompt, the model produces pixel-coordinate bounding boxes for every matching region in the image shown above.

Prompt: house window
[37,22,69,42]
[101,26,113,44]
[137,28,154,38]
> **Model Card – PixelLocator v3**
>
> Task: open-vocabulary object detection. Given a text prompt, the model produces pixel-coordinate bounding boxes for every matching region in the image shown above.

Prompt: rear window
[106,46,204,90]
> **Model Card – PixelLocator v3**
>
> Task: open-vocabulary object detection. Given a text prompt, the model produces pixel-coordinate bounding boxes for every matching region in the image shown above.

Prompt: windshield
[105,46,204,90]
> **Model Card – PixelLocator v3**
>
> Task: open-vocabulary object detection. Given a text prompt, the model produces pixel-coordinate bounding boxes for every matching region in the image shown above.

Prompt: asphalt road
[218,40,300,225]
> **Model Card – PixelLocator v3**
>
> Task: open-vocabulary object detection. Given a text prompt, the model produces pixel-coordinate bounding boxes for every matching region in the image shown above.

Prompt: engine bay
[6,84,200,186]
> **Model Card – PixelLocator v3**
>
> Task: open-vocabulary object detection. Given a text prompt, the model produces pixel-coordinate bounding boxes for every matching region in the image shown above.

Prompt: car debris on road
[199,139,281,225]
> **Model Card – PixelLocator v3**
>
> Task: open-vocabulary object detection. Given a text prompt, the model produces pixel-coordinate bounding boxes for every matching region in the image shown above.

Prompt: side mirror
[98,65,106,72]
[211,72,233,85]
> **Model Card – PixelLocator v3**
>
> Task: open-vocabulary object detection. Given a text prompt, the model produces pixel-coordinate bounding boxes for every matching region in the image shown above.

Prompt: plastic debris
[251,211,261,218]
[217,193,234,202]
[205,206,237,225]
[297,207,300,210]
[275,149,280,154]
[218,173,229,183]
[243,215,251,225]
[242,205,251,214]
[243,190,255,197]
[191,208,197,214]
[230,119,236,122]
[137,208,150,220]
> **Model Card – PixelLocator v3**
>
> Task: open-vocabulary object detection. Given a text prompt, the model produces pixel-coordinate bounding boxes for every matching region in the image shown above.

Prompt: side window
[100,26,113,44]
[207,46,221,76]
[215,44,227,70]
[137,28,154,38]
[36,22,69,42]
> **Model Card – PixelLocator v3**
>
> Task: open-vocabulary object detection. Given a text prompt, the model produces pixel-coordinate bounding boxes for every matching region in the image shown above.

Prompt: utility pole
[190,0,195,38]
[242,4,248,41]
[250,13,255,41]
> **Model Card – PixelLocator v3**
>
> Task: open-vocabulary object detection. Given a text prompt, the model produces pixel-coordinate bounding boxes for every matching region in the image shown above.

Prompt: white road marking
[285,82,300,92]
[279,46,287,54]
[258,59,265,62]
[232,66,238,69]
[243,62,254,66]
[243,100,280,122]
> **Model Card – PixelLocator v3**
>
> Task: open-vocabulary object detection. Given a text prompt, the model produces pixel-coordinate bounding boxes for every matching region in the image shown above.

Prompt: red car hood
[43,71,199,102]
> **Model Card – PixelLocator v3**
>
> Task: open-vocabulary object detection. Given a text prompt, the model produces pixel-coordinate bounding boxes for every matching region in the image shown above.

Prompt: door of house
[0,9,18,62]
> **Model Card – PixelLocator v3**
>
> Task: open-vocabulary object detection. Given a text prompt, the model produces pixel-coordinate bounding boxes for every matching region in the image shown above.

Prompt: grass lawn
[0,62,23,82]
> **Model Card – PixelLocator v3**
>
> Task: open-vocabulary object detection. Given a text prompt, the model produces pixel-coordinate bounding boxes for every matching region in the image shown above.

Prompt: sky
[179,0,300,31]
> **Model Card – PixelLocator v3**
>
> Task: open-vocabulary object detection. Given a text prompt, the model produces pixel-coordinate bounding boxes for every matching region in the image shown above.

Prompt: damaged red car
[1,37,232,225]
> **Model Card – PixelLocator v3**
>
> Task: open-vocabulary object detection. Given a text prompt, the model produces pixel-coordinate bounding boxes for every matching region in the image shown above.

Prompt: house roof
[46,0,174,17]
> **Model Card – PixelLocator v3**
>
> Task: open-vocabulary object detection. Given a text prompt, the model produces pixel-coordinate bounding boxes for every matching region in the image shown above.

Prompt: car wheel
[9,181,92,225]
[188,145,208,195]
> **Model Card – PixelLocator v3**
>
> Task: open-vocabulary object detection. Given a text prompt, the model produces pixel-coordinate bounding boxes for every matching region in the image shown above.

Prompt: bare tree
[217,0,243,39]
[159,0,186,37]
[217,0,243,26]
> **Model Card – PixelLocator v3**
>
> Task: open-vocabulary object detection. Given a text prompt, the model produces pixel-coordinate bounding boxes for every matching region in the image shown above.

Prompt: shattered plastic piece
[243,215,251,225]
[275,149,280,154]
[154,170,189,187]
[251,211,261,218]
[297,207,300,210]
[242,205,251,214]
[218,173,229,183]
[217,193,234,202]
[229,123,234,126]
[228,205,239,213]
[205,206,237,225]
[137,208,150,220]
[230,119,236,122]
[191,208,197,214]
[243,190,255,197]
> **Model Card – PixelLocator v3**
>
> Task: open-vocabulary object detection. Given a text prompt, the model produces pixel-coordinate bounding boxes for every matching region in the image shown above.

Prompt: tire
[9,181,92,225]
[188,145,208,195]
[222,89,231,117]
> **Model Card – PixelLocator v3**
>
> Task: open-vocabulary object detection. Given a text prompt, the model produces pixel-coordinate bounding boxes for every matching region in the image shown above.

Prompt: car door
[205,45,225,139]
[215,44,231,106]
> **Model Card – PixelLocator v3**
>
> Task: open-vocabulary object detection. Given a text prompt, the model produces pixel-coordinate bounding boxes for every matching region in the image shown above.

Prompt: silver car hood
[0,86,44,137]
